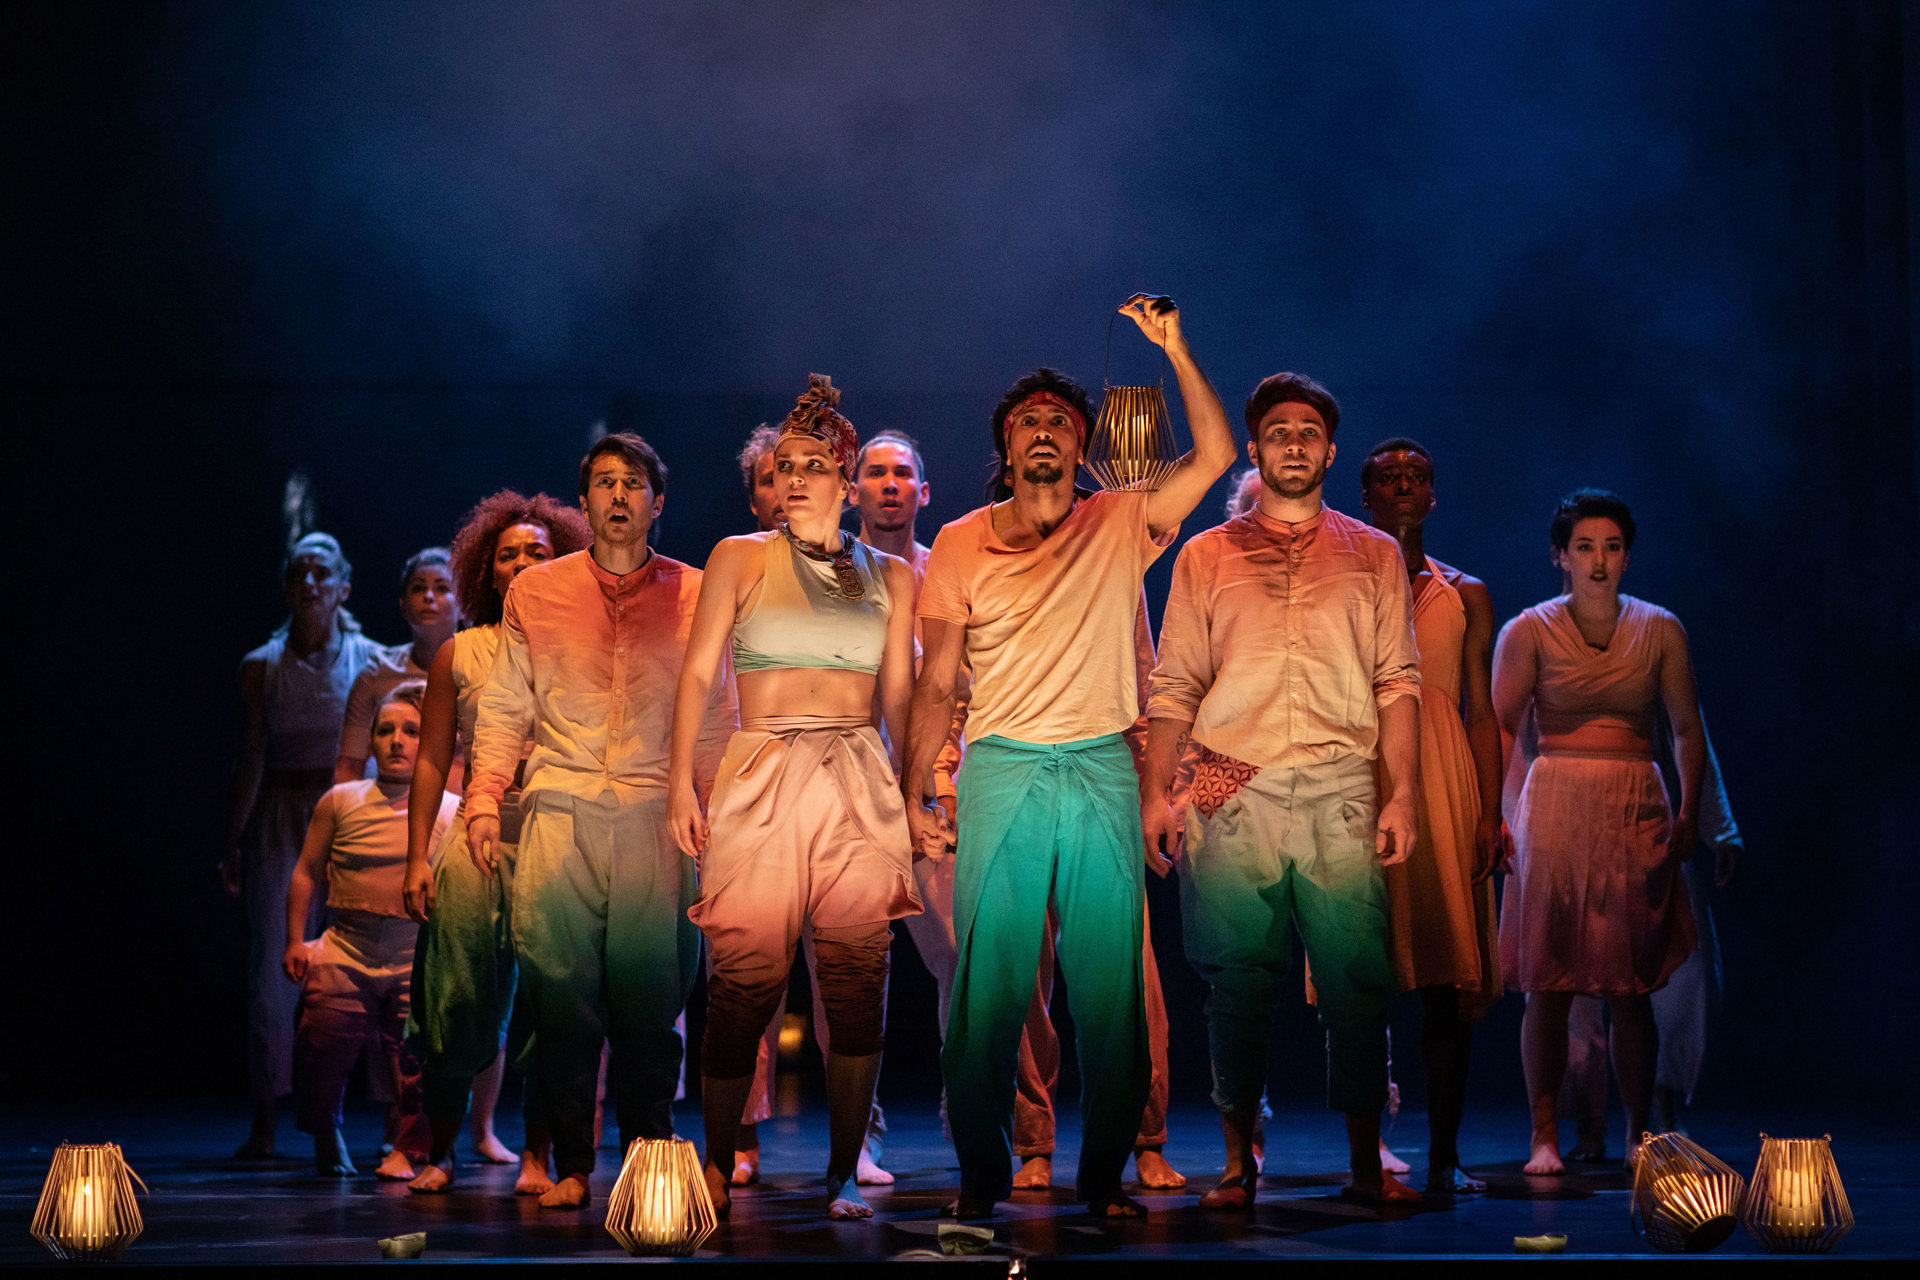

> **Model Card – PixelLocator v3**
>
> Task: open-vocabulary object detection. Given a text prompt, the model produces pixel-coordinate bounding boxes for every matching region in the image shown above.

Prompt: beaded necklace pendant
[780,525,864,600]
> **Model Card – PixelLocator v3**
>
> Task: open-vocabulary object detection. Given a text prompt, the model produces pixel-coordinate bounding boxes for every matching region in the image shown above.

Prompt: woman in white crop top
[400,491,590,1196]
[669,375,923,1223]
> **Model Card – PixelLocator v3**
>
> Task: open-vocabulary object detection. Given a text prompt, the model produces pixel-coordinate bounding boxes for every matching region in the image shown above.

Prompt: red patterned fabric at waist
[1190,745,1261,818]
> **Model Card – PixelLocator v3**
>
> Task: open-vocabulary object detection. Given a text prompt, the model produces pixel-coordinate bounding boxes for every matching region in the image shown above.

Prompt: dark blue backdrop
[5,2,1914,1117]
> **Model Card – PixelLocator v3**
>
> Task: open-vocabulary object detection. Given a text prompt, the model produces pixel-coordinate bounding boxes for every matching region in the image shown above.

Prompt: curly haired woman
[399,491,590,1194]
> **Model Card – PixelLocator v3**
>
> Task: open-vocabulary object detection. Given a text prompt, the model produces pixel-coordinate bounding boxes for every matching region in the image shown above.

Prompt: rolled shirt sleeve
[1370,549,1422,710]
[1145,539,1213,727]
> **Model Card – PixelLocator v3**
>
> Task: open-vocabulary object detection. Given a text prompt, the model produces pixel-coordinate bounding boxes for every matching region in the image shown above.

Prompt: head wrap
[778,373,859,481]
[1005,389,1086,444]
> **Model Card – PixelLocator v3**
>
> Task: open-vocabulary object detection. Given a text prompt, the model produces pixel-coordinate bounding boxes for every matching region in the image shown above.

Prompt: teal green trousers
[409,811,523,1122]
[941,733,1149,1204]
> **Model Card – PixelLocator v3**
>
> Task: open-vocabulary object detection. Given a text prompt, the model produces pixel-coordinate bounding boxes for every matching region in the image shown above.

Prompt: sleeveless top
[321,778,456,917]
[732,532,891,675]
[448,623,531,829]
[1414,560,1466,710]
[1521,594,1677,745]
[449,625,501,755]
[244,625,386,772]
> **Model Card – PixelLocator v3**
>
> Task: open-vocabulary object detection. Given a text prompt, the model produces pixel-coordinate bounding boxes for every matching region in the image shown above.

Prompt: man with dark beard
[1143,373,1423,1207]
[905,294,1236,1219]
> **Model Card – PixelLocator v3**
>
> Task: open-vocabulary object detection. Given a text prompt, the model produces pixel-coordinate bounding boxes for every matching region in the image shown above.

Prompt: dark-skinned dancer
[906,295,1236,1219]
[1356,437,1507,1193]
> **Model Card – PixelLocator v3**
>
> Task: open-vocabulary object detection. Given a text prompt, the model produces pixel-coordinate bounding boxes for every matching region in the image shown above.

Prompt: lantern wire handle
[1103,309,1169,390]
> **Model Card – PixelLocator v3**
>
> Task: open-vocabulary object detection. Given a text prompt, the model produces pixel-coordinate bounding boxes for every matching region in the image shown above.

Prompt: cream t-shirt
[918,490,1171,746]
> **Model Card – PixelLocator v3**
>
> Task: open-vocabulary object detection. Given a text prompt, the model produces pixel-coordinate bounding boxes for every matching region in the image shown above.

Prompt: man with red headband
[906,294,1237,1219]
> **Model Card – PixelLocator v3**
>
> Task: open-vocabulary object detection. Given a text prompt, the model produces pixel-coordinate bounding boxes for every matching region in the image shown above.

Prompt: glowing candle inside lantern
[640,1170,686,1247]
[60,1176,117,1253]
[1769,1163,1820,1238]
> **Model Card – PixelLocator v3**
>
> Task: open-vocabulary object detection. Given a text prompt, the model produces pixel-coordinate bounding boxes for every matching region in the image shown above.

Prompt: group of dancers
[222,294,1741,1223]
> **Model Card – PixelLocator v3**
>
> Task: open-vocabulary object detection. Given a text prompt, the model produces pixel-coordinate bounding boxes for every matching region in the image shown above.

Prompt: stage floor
[3,1100,1910,1267]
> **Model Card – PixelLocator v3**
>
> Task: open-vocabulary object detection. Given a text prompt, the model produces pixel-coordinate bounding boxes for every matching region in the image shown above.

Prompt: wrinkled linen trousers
[1181,755,1394,1116]
[942,733,1149,1204]
[513,789,699,1179]
[410,807,541,1126]
[295,910,429,1158]
[692,717,920,1083]
[244,780,331,1100]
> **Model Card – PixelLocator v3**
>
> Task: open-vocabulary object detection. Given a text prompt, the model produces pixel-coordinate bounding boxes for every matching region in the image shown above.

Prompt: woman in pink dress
[1493,489,1702,1175]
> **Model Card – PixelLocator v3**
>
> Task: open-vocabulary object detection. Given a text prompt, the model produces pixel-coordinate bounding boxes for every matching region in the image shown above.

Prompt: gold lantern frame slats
[1629,1130,1745,1252]
[1085,384,1183,492]
[605,1136,716,1257]
[31,1142,146,1261]
[1740,1133,1854,1253]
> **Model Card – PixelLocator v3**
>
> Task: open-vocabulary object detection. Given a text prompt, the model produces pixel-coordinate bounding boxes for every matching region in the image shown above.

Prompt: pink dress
[1498,596,1695,995]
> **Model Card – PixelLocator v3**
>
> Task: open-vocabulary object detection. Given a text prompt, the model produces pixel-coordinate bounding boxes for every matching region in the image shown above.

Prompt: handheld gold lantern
[30,1142,145,1261]
[1740,1134,1853,1253]
[1084,314,1183,493]
[604,1136,716,1257]
[1628,1131,1745,1252]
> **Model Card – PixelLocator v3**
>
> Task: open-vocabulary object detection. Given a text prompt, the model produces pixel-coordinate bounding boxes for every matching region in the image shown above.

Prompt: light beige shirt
[1148,505,1420,769]
[918,490,1172,746]
[466,550,736,822]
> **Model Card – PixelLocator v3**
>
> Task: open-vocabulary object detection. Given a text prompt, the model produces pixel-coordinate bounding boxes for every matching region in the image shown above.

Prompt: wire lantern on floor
[30,1142,146,1261]
[605,1136,716,1257]
[1629,1131,1745,1252]
[1084,309,1183,493]
[1740,1134,1853,1253]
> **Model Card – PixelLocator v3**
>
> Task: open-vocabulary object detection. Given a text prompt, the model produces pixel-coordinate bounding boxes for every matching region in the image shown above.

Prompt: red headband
[1006,390,1086,443]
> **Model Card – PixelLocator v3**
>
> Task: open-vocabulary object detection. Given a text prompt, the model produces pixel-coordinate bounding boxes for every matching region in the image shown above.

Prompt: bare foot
[855,1136,893,1186]
[1341,1171,1421,1205]
[1425,1164,1487,1194]
[1012,1155,1053,1189]
[703,1162,733,1221]
[1133,1148,1186,1189]
[375,1150,417,1181]
[827,1175,874,1220]
[1568,1121,1606,1161]
[731,1144,760,1188]
[472,1130,516,1164]
[515,1151,554,1197]
[1377,1143,1411,1174]
[315,1130,356,1176]
[539,1172,590,1209]
[1524,1142,1566,1176]
[1198,1178,1256,1210]
[1087,1192,1149,1219]
[409,1158,455,1193]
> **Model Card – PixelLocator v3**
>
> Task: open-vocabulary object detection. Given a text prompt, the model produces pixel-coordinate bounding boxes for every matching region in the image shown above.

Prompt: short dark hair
[377,678,427,715]
[398,546,451,596]
[736,423,779,494]
[1550,488,1636,551]
[579,432,668,499]
[986,367,1094,501]
[1359,437,1433,489]
[857,429,926,479]
[1244,372,1340,441]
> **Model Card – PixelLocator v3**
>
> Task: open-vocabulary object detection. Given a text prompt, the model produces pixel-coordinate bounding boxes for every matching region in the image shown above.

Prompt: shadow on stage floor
[2,1099,1910,1269]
